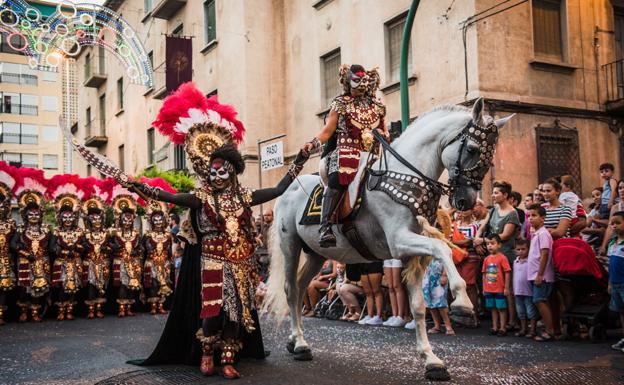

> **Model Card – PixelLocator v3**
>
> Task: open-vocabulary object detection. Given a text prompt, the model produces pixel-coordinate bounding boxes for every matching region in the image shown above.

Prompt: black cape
[129,209,266,366]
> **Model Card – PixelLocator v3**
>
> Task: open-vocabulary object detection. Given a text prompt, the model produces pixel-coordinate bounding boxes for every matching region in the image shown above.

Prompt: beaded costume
[131,82,308,379]
[0,162,17,325]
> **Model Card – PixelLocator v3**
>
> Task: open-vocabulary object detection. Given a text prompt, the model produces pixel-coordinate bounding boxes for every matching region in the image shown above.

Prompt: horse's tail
[402,215,457,285]
[262,221,289,319]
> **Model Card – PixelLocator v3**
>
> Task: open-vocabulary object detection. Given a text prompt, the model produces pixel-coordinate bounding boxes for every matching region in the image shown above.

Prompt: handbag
[475,208,496,256]
[451,222,469,265]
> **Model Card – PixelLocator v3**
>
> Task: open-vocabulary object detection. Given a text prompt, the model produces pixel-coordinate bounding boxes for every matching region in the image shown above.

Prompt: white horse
[264,99,513,381]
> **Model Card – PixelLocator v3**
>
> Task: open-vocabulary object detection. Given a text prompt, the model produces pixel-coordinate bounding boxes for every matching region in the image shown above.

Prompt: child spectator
[560,175,587,237]
[451,209,481,327]
[482,235,511,336]
[599,163,619,219]
[583,187,606,250]
[607,211,624,353]
[423,259,454,335]
[172,243,184,288]
[303,260,337,317]
[600,181,624,255]
[527,204,556,342]
[513,239,537,338]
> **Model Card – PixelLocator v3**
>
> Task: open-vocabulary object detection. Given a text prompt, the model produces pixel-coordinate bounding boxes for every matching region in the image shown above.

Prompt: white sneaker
[382,316,397,326]
[612,338,624,350]
[358,315,372,325]
[404,319,416,330]
[390,316,406,327]
[366,315,383,326]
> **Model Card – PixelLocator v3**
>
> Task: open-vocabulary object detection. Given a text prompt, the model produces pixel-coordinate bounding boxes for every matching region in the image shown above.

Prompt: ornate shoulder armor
[330,95,352,115]
[372,98,387,117]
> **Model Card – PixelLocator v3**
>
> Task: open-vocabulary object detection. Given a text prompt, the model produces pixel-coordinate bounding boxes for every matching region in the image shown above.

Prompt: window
[42,71,57,82]
[536,126,581,193]
[43,154,58,170]
[21,153,38,168]
[321,49,341,107]
[174,144,186,170]
[0,123,38,144]
[1,92,18,114]
[99,94,106,135]
[172,24,184,37]
[204,0,217,43]
[385,13,412,83]
[148,51,153,69]
[20,94,37,115]
[147,127,155,164]
[117,77,124,110]
[144,0,153,14]
[87,164,92,176]
[1,152,21,165]
[207,89,218,98]
[85,53,91,78]
[86,107,92,136]
[118,144,125,172]
[42,125,58,141]
[0,92,37,115]
[532,0,564,60]
[42,96,58,112]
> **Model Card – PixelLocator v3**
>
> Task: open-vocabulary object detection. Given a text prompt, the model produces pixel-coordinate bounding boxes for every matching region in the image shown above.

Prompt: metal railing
[603,59,624,103]
[1,103,38,115]
[0,133,38,144]
[85,120,106,137]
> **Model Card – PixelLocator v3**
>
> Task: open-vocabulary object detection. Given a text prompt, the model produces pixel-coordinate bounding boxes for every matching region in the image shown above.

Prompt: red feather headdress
[0,161,19,199]
[14,167,47,209]
[47,174,85,213]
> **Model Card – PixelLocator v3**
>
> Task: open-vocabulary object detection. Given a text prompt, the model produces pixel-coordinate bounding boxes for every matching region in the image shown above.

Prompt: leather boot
[125,303,134,317]
[0,307,5,326]
[95,303,104,318]
[150,301,157,315]
[197,330,218,376]
[57,304,65,321]
[18,306,28,323]
[118,303,125,318]
[66,303,74,320]
[319,188,344,248]
[87,304,95,319]
[158,301,167,314]
[31,306,42,322]
[220,340,241,379]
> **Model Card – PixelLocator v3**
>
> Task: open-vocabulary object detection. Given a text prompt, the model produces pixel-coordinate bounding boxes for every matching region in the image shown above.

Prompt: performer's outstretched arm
[130,187,202,209]
[251,150,308,206]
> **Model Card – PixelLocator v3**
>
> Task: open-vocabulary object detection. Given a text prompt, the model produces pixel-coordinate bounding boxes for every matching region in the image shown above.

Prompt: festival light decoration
[0,0,153,88]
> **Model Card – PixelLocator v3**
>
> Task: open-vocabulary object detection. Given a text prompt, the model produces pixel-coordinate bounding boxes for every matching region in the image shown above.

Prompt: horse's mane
[396,104,471,144]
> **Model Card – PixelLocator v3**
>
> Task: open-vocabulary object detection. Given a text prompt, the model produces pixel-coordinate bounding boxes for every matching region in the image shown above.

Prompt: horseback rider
[301,64,388,247]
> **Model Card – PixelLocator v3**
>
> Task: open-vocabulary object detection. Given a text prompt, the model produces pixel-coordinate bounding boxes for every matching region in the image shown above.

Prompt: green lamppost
[400,0,420,131]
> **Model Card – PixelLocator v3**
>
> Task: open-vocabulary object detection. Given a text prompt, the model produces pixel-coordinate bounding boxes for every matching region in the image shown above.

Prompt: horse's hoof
[293,346,313,361]
[425,365,451,382]
[286,340,295,354]
[449,306,473,318]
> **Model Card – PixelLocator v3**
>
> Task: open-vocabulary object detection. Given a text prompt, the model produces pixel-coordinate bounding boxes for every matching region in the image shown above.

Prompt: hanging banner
[166,36,192,93]
[260,141,284,171]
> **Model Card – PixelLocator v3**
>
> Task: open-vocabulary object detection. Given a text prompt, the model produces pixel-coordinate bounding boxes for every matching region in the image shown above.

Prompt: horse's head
[440,98,513,211]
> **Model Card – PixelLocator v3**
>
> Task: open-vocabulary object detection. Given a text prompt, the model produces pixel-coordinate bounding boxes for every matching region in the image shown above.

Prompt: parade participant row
[0,161,179,324]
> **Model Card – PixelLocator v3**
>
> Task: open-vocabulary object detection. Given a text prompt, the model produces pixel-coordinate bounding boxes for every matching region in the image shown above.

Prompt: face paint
[209,158,233,190]
[121,212,134,228]
[151,213,164,230]
[61,211,74,228]
[89,213,103,228]
[27,208,41,224]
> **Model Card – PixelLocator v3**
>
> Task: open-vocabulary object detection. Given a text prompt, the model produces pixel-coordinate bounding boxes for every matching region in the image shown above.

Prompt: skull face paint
[60,210,75,229]
[89,212,103,229]
[209,158,233,190]
[120,211,135,229]
[151,212,165,231]
[27,208,42,225]
[349,70,367,95]
[0,194,9,220]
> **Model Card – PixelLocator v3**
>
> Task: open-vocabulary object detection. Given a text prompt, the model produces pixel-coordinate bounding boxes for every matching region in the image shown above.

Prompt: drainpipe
[400,0,420,131]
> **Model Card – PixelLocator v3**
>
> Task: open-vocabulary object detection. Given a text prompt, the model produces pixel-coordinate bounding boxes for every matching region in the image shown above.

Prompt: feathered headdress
[139,176,177,214]
[111,182,139,216]
[0,161,19,202]
[47,174,85,213]
[81,176,113,216]
[338,64,381,96]
[14,167,47,210]
[152,82,246,179]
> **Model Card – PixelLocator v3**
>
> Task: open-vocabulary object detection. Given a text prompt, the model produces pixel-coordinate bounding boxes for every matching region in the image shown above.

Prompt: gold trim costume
[142,198,174,314]
[111,185,144,317]
[131,82,308,379]
[0,162,17,325]
[10,169,51,323]
[80,178,117,319]
[48,174,86,321]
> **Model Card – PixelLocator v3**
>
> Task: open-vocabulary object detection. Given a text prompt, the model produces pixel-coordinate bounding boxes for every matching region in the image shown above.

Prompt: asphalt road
[0,313,622,385]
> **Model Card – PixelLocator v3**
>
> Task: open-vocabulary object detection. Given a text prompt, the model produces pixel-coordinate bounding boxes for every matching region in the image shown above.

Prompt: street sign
[260,141,284,171]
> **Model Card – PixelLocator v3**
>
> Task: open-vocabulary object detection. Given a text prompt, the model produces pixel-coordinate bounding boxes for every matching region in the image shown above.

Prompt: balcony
[84,59,107,88]
[0,72,38,86]
[152,61,168,99]
[84,120,108,147]
[1,103,38,115]
[603,59,624,114]
[151,0,187,19]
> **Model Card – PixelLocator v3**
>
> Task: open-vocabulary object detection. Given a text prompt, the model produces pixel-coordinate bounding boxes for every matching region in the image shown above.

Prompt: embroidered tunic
[112,229,143,291]
[81,229,114,296]
[14,225,52,298]
[143,230,173,298]
[194,185,259,332]
[328,95,386,185]
[52,228,84,294]
[0,219,16,291]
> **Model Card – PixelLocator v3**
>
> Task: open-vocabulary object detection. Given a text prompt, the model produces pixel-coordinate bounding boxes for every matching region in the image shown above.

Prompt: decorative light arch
[0,0,153,88]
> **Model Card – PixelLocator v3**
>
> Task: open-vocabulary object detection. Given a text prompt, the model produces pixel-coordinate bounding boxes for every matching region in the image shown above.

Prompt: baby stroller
[553,238,610,342]
[312,278,345,320]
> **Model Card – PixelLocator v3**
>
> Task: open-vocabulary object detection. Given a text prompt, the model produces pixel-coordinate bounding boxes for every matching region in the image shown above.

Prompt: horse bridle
[370,118,498,197]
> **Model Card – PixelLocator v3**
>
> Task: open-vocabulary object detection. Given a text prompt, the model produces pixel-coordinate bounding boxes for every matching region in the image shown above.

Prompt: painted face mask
[349,70,368,93]
[89,213,103,228]
[121,212,134,228]
[27,208,41,224]
[61,211,75,228]
[209,158,233,190]
[151,213,164,229]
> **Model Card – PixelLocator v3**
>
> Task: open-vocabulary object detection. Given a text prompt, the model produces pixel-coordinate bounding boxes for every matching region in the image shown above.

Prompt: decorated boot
[56,303,65,321]
[196,330,218,376]
[66,303,75,320]
[95,303,104,318]
[31,305,42,322]
[220,339,242,379]
[86,304,95,319]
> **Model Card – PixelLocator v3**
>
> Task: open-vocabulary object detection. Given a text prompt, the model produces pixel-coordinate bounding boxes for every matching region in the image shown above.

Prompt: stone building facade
[71,0,624,204]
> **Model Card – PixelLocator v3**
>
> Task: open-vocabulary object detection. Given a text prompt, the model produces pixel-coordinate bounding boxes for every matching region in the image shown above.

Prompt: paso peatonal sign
[260,141,284,171]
